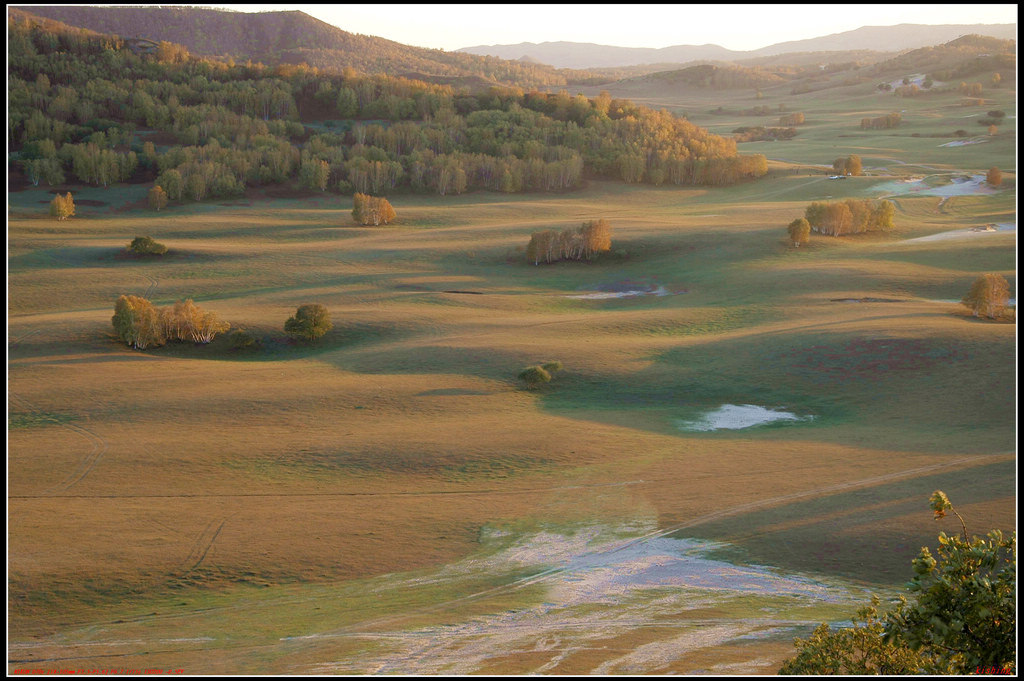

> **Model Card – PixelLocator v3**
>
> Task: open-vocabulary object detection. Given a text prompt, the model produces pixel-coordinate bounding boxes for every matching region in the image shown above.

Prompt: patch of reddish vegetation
[783,338,968,381]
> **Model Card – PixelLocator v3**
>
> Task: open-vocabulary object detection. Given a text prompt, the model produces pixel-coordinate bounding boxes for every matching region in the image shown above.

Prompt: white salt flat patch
[678,404,813,432]
[566,286,670,300]
[902,222,1015,243]
[939,139,986,147]
[873,173,998,199]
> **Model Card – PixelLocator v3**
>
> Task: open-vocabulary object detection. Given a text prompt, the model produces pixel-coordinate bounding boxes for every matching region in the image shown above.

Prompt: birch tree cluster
[803,199,895,236]
[526,219,612,265]
[351,193,397,226]
[49,192,75,220]
[112,295,229,349]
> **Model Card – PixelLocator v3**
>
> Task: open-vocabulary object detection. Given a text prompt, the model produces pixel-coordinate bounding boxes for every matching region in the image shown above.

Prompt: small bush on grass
[519,361,562,389]
[128,236,168,256]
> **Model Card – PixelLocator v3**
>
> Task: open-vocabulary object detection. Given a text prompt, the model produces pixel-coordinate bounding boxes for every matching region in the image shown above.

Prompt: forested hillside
[8,9,767,203]
[9,6,613,88]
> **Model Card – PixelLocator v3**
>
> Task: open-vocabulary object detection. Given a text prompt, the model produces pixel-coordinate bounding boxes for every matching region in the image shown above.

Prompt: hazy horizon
[206,3,1018,52]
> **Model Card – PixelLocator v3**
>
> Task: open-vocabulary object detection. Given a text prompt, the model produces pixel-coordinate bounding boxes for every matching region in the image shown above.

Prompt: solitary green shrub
[128,236,168,255]
[285,304,332,342]
[518,365,551,389]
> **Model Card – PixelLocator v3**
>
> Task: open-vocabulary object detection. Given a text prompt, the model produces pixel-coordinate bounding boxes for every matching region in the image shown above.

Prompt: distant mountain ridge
[7,5,581,87]
[459,23,1018,68]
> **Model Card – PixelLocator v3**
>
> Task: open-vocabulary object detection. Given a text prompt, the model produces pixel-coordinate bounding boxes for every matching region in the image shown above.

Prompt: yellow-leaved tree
[49,192,75,220]
[961,273,1011,319]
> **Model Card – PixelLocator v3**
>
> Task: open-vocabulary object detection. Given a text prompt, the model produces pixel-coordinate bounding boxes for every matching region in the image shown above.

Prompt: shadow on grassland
[535,326,1014,454]
[667,459,1015,585]
[7,247,247,270]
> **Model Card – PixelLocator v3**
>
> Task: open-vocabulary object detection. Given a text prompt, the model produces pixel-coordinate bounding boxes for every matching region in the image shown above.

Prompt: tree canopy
[112,295,228,348]
[526,219,612,265]
[128,235,168,255]
[804,199,894,236]
[960,273,1011,319]
[352,193,397,226]
[49,192,75,220]
[112,294,164,349]
[779,491,1016,675]
[832,154,862,176]
[787,217,810,247]
[8,11,768,203]
[284,304,332,342]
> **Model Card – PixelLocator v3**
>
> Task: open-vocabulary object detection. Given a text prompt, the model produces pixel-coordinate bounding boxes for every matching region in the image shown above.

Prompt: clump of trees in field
[526,219,612,265]
[780,491,1015,675]
[284,304,332,342]
[787,218,811,247]
[779,112,804,126]
[518,361,563,389]
[49,192,75,220]
[832,154,862,176]
[352,193,396,225]
[128,236,167,255]
[861,112,901,130]
[803,199,895,236]
[112,296,228,349]
[961,274,1011,320]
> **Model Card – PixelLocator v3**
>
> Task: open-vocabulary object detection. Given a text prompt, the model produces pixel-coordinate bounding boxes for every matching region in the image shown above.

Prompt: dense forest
[7,11,768,202]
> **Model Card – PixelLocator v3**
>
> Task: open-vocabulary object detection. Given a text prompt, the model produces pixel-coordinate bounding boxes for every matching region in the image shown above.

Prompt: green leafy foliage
[780,492,1016,675]
[8,11,767,203]
[518,365,551,389]
[128,236,168,255]
[112,294,165,350]
[885,529,1016,673]
[284,304,332,342]
[779,597,928,674]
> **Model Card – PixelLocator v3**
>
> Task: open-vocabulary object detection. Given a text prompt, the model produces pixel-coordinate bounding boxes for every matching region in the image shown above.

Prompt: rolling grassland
[8,76,1015,673]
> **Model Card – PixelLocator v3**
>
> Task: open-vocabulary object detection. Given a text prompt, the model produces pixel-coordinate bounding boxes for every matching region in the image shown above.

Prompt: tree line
[804,199,895,236]
[860,112,902,130]
[9,12,767,204]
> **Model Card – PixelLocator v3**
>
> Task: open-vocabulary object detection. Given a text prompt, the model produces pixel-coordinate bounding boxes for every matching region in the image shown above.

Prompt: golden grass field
[7,76,1017,674]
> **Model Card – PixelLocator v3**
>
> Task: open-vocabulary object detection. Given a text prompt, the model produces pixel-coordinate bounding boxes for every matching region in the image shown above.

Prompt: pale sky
[212,4,1017,52]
